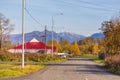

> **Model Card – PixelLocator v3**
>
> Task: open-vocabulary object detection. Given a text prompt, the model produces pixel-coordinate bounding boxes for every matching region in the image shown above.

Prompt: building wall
[8,49,52,54]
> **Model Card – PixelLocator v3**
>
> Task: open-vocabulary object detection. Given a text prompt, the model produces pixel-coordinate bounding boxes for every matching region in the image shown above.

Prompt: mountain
[9,30,85,44]
[58,32,85,43]
[90,32,104,39]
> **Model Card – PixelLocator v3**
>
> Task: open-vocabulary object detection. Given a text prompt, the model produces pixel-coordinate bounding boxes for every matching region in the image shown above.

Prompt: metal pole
[45,26,47,54]
[52,16,54,56]
[51,13,63,56]
[22,0,25,68]
[56,33,58,53]
[0,26,2,50]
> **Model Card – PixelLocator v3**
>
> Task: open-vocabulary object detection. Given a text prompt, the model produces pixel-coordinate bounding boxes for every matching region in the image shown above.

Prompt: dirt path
[1,58,120,80]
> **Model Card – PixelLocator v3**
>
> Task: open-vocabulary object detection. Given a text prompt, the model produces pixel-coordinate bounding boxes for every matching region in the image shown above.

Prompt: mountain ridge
[9,30,86,44]
[9,30,104,44]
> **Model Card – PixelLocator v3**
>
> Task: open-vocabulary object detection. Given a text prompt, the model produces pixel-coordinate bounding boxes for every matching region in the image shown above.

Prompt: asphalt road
[1,58,120,80]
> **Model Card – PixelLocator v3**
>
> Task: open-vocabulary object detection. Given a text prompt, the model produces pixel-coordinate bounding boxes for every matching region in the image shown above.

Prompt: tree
[0,13,14,50]
[47,40,64,53]
[60,40,70,52]
[92,44,99,55]
[47,40,57,46]
[100,17,120,55]
[78,38,95,54]
[73,42,80,55]
[57,43,63,53]
[98,39,106,54]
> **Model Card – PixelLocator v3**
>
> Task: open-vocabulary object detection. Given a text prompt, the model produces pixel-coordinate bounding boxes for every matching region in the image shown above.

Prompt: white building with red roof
[8,38,56,54]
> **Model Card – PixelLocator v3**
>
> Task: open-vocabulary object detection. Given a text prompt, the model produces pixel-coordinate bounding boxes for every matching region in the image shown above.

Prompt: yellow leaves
[57,43,63,53]
[47,40,81,55]
[101,20,120,54]
[72,42,81,55]
[47,40,57,46]
[93,44,99,55]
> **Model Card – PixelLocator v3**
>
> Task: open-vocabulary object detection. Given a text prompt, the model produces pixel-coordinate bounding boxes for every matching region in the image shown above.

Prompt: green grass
[45,58,67,63]
[74,54,105,64]
[74,55,97,59]
[109,67,120,74]
[0,64,45,78]
[93,58,105,64]
[0,64,15,68]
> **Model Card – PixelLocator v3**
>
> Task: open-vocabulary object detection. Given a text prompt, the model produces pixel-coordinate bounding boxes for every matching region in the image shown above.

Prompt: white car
[56,53,67,58]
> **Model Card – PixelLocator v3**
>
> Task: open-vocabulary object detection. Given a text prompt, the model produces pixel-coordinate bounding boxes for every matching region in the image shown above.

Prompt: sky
[0,0,120,36]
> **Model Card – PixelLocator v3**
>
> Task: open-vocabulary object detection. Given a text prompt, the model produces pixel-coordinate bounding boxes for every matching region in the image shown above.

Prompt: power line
[76,0,119,10]
[75,4,112,12]
[60,0,118,12]
[24,8,43,27]
[24,0,43,27]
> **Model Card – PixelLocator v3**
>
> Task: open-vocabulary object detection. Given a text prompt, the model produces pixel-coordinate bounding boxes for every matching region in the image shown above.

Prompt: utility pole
[56,33,58,53]
[45,26,47,54]
[51,13,63,56]
[0,25,2,50]
[52,16,54,56]
[22,0,25,68]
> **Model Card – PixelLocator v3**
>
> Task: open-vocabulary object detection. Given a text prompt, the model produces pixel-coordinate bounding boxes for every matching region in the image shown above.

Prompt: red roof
[14,42,56,51]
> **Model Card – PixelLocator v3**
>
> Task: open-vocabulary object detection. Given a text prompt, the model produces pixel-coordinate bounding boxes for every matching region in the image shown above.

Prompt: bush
[0,52,64,62]
[105,54,120,74]
[98,53,105,59]
[0,52,22,62]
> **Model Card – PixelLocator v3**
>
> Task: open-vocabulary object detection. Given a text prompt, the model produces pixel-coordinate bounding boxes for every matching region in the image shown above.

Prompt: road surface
[1,58,120,80]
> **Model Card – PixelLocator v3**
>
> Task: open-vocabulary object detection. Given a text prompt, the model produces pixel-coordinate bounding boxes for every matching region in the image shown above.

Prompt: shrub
[0,52,22,62]
[0,52,64,62]
[0,53,14,61]
[105,54,120,74]
[98,53,105,59]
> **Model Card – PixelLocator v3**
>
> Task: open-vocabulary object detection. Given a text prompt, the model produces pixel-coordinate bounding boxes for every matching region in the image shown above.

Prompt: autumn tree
[92,43,99,55]
[72,42,80,55]
[60,40,70,52]
[97,39,106,54]
[47,40,63,53]
[57,43,63,53]
[101,19,120,55]
[78,38,95,54]
[0,13,14,50]
[47,40,57,46]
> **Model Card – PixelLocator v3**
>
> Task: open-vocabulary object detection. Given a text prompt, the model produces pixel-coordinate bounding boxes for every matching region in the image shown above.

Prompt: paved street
[1,58,120,80]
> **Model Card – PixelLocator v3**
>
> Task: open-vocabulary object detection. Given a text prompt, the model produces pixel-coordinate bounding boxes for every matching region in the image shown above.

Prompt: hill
[90,32,104,39]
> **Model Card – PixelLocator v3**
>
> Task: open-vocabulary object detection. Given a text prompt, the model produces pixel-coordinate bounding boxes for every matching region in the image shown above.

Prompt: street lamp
[52,13,63,56]
[22,0,25,68]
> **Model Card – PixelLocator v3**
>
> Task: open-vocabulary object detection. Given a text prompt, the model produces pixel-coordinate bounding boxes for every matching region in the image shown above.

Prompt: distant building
[8,38,56,54]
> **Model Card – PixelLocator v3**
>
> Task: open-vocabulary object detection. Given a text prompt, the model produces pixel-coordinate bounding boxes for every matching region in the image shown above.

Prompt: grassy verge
[74,55,105,64]
[0,64,45,78]
[108,67,120,74]
[45,58,67,63]
[93,58,105,64]
[74,55,97,59]
[0,64,15,68]
[0,56,67,78]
